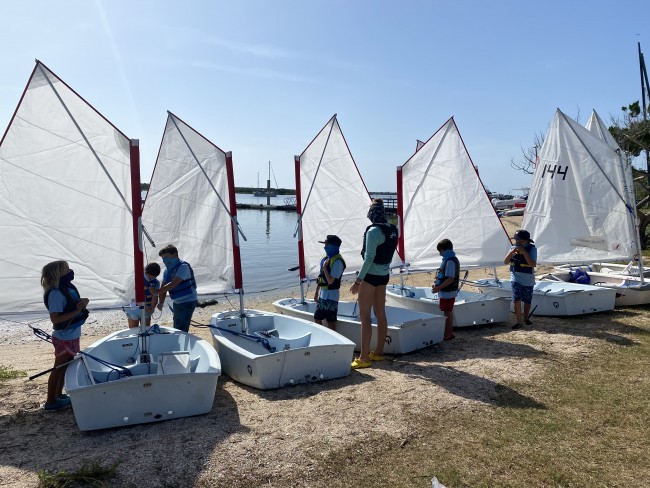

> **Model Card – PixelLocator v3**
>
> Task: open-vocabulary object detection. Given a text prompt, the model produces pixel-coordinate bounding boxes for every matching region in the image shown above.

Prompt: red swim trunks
[52,337,80,357]
[439,297,456,312]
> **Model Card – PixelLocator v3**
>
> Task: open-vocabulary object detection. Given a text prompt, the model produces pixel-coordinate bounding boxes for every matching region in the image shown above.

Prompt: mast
[639,42,650,185]
[225,151,245,314]
[295,155,307,303]
[396,165,406,288]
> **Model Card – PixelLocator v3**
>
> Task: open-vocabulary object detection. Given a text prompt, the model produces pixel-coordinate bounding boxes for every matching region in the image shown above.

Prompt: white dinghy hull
[474,280,616,316]
[65,327,221,431]
[549,266,650,307]
[385,285,511,327]
[210,310,355,390]
[272,299,445,354]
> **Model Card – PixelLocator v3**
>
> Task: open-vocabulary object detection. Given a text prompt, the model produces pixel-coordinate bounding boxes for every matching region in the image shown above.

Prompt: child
[41,260,90,411]
[152,245,197,332]
[431,239,459,341]
[126,262,161,328]
[313,235,346,330]
[504,229,537,329]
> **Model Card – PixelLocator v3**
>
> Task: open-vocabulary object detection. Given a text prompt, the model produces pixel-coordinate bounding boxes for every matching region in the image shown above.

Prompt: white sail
[400,117,510,268]
[298,115,371,278]
[141,113,237,296]
[0,62,134,318]
[585,110,637,224]
[523,109,634,264]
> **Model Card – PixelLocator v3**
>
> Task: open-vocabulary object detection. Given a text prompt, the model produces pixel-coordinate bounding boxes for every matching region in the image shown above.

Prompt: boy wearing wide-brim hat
[504,229,537,329]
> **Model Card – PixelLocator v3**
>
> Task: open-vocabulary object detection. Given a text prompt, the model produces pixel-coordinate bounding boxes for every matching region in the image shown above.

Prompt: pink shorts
[439,298,456,312]
[52,337,80,357]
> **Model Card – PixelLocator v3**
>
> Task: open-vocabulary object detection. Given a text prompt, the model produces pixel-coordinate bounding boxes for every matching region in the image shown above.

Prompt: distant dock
[236,196,397,214]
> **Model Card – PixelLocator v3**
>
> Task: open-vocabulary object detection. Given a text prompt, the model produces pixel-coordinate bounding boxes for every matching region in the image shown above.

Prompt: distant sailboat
[253,161,277,197]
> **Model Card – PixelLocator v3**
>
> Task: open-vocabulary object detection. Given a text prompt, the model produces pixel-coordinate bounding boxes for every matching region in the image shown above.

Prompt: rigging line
[559,111,630,211]
[168,113,247,242]
[293,116,337,238]
[270,161,279,189]
[37,64,133,216]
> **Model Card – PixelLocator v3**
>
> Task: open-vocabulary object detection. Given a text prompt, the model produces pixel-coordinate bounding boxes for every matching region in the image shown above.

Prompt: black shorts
[363,273,390,287]
[314,298,338,323]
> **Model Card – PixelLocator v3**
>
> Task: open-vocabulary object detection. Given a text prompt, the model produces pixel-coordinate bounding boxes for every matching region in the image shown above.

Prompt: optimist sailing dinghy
[546,111,650,306]
[384,117,511,327]
[0,62,220,431]
[272,114,445,353]
[475,109,618,315]
[142,113,354,389]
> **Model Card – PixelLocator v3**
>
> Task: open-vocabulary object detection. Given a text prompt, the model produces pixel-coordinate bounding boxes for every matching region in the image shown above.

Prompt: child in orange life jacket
[431,239,459,341]
[504,229,537,330]
[41,260,90,411]
[313,235,346,330]
[126,262,161,328]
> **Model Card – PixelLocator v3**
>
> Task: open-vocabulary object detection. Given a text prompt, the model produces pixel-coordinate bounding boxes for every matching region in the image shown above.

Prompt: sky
[1,0,649,195]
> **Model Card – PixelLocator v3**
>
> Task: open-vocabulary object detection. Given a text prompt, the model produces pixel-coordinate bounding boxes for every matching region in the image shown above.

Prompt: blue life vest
[144,275,160,306]
[570,268,590,284]
[43,284,88,331]
[510,243,536,274]
[317,254,347,290]
[164,261,197,300]
[435,256,460,292]
[361,223,398,265]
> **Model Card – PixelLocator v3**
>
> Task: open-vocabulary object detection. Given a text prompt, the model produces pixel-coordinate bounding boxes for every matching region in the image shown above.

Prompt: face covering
[60,269,74,285]
[324,244,339,257]
[162,257,180,268]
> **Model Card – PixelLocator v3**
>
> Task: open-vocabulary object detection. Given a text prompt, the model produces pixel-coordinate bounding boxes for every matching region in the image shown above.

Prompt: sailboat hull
[385,286,511,327]
[474,280,616,316]
[549,266,650,306]
[65,327,221,431]
[272,299,445,354]
[210,310,355,389]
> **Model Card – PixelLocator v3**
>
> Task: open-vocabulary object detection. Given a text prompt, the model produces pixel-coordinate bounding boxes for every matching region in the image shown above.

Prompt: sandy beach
[1,216,647,487]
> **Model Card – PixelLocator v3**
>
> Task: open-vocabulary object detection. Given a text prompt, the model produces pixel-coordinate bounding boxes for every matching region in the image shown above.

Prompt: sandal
[351,358,372,369]
[368,351,385,362]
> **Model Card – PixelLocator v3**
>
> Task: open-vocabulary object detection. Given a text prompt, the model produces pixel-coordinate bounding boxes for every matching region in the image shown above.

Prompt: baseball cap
[513,229,534,243]
[318,235,342,247]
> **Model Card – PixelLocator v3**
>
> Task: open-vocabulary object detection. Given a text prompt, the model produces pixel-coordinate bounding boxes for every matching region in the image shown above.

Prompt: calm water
[235,193,302,294]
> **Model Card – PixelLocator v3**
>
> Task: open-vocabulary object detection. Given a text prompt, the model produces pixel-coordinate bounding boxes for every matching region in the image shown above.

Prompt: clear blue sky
[1,0,649,194]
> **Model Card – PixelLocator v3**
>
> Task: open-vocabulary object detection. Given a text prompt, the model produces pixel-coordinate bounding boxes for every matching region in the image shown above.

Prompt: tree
[510,132,545,174]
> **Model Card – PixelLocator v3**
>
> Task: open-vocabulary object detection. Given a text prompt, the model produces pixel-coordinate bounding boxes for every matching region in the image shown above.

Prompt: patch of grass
[0,365,26,382]
[37,459,118,488]
[311,321,650,487]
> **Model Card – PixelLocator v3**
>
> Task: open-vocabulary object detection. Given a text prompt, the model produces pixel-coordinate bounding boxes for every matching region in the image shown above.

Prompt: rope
[191,321,276,353]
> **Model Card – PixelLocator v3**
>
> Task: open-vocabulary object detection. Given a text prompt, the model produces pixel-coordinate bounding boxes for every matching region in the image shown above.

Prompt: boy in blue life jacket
[504,229,537,330]
[126,262,161,328]
[152,244,197,333]
[431,239,459,341]
[313,235,346,330]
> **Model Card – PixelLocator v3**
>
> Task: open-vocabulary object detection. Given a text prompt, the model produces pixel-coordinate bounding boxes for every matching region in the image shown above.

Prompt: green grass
[0,365,26,382]
[38,460,118,488]
[308,323,650,487]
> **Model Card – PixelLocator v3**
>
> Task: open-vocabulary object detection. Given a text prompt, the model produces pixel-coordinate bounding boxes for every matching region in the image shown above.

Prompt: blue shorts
[173,300,197,332]
[314,298,338,323]
[512,282,533,304]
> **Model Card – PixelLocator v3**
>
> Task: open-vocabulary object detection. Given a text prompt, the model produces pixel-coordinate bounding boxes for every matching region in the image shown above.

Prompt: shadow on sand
[0,383,245,487]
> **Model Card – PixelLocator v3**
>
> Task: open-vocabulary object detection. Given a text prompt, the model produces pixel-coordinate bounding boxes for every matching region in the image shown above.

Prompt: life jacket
[570,268,590,285]
[144,275,160,305]
[435,255,460,292]
[510,243,536,274]
[317,254,347,290]
[361,223,398,265]
[43,283,88,331]
[164,261,197,300]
